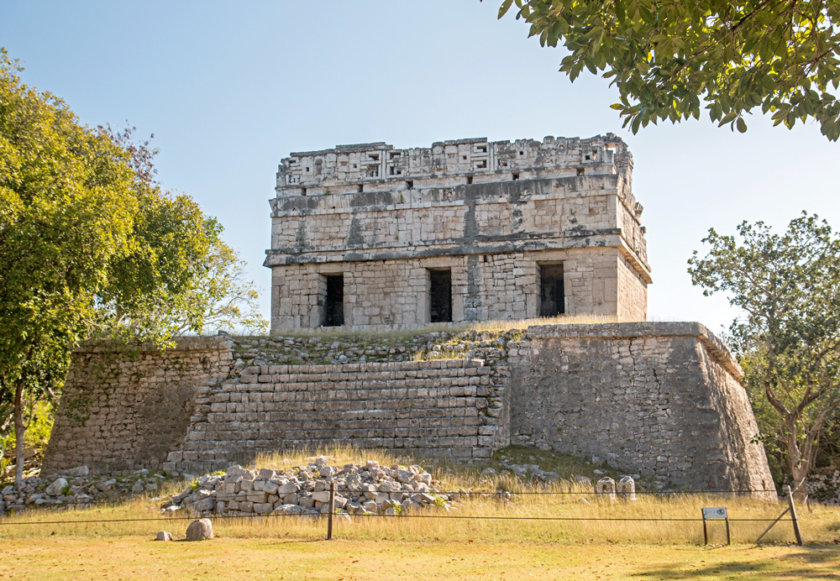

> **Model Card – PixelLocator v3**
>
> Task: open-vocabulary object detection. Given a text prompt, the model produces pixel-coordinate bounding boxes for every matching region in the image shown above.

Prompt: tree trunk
[14,381,25,489]
[786,418,809,502]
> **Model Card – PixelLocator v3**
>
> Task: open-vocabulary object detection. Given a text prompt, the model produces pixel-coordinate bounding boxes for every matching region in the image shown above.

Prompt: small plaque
[702,507,727,519]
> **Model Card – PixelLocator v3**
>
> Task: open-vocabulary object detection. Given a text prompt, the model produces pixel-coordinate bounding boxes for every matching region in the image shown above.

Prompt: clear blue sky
[4,0,839,334]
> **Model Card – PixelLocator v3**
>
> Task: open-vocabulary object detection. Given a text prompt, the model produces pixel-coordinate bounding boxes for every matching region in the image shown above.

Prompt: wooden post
[703,515,708,545]
[724,516,731,546]
[784,485,803,546]
[326,480,335,540]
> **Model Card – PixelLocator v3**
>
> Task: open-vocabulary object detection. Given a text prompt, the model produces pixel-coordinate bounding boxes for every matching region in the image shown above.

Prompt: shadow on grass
[633,544,840,579]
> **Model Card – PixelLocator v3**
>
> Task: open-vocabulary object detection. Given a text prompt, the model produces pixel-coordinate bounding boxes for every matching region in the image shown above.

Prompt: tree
[92,125,267,340]
[688,213,840,499]
[496,0,840,140]
[0,50,264,486]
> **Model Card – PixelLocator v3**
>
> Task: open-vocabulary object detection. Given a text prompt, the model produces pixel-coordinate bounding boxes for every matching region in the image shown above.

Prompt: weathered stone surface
[185,518,213,541]
[42,336,234,477]
[194,497,215,512]
[510,322,775,494]
[807,470,840,505]
[595,477,617,502]
[618,476,637,501]
[267,135,649,331]
[45,478,67,496]
[63,466,89,477]
[0,469,177,517]
[277,482,300,495]
[155,531,172,541]
[162,459,449,519]
[42,323,774,495]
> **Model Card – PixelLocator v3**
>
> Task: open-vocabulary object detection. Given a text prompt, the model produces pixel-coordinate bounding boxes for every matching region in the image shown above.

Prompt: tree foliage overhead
[498,0,840,140]
[0,49,264,484]
[688,213,840,498]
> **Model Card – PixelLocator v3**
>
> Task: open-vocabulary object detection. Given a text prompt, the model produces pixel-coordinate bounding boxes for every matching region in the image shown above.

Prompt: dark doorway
[539,264,565,317]
[323,274,344,326]
[429,269,452,323]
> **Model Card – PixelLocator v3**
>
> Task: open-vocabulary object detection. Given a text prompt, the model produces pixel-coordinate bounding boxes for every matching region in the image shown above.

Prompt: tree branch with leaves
[497,0,840,139]
[0,49,265,487]
[688,213,840,499]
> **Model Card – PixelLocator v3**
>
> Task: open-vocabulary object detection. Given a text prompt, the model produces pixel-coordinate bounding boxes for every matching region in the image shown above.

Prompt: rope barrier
[0,512,791,527]
[330,488,780,495]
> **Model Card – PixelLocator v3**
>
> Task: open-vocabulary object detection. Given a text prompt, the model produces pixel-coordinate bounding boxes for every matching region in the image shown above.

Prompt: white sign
[702,507,728,519]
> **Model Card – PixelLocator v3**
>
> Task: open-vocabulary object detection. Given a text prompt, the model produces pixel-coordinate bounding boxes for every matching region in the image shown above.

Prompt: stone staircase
[164,358,501,474]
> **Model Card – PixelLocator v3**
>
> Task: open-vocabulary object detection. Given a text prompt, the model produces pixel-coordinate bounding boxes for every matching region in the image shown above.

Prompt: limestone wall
[268,177,629,261]
[270,247,643,330]
[165,359,504,475]
[509,323,774,491]
[265,135,650,332]
[42,337,234,476]
[276,135,634,196]
[44,324,775,493]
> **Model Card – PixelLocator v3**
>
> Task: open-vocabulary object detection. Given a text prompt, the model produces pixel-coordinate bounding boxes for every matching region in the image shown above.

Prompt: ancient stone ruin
[43,323,775,494]
[265,135,649,331]
[41,135,776,496]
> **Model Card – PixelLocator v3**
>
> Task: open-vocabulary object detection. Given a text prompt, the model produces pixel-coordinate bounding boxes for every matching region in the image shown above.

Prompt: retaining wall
[165,359,505,474]
[42,337,233,475]
[43,323,775,493]
[509,323,774,491]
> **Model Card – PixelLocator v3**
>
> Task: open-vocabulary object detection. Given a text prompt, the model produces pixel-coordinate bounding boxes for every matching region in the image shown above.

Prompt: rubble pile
[0,466,165,516]
[807,470,840,505]
[162,457,454,518]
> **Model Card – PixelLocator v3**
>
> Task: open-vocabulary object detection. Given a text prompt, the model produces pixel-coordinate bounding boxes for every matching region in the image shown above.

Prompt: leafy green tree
[688,213,840,499]
[93,125,267,339]
[0,50,264,486]
[497,0,840,140]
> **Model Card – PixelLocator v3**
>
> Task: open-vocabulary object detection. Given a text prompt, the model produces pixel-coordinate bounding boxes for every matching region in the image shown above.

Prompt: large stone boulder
[185,518,213,541]
[45,478,68,496]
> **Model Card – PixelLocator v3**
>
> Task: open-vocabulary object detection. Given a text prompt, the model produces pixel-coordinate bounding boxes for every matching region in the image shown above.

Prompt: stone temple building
[43,134,776,494]
[265,134,651,331]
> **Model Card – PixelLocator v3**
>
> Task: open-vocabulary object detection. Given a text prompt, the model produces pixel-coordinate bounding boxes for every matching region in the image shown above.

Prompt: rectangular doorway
[323,274,344,326]
[429,268,452,323]
[539,263,565,317]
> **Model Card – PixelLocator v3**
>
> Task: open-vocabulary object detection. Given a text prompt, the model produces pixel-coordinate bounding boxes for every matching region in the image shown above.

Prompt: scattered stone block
[595,477,617,502]
[617,476,637,502]
[45,478,68,496]
[185,518,213,541]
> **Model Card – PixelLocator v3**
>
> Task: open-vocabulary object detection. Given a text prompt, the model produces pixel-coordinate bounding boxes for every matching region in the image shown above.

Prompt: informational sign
[702,507,728,519]
[701,506,731,545]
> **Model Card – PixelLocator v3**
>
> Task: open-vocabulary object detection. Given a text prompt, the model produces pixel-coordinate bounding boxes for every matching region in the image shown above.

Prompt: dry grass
[2,445,838,547]
[1,445,839,579]
[3,537,840,580]
[260,314,622,341]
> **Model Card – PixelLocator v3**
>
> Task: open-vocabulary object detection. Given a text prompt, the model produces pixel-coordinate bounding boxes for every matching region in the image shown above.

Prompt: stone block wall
[616,252,648,321]
[44,323,775,493]
[270,247,643,330]
[42,337,234,476]
[509,323,774,492]
[265,135,651,331]
[165,359,504,475]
